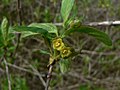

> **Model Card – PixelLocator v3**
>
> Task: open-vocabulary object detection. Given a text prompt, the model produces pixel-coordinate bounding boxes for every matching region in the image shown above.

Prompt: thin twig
[7,63,33,74]
[3,58,11,90]
[6,62,45,77]
[87,21,120,26]
[3,47,11,90]
[68,84,79,89]
[45,65,53,90]
[29,64,46,87]
[81,50,117,56]
[54,20,120,26]
[17,0,22,25]
[12,0,22,56]
[0,55,4,62]
[0,68,4,74]
[6,62,54,89]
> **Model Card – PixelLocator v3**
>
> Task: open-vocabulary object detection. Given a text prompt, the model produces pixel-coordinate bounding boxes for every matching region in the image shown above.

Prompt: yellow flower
[52,37,64,51]
[61,47,72,58]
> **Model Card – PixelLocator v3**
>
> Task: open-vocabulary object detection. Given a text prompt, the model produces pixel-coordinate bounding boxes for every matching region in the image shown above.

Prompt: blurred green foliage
[1,75,29,90]
[0,0,120,90]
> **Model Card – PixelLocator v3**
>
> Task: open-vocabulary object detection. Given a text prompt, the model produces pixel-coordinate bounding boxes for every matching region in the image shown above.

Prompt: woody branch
[54,20,120,26]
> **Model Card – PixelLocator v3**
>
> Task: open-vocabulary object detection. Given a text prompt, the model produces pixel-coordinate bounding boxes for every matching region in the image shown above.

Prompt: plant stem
[3,48,11,90]
[3,57,11,90]
[17,0,22,25]
[45,65,53,90]
[54,21,120,26]
[12,0,22,56]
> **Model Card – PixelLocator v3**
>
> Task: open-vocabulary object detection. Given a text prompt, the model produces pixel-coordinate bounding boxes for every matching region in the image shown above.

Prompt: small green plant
[1,76,29,90]
[0,0,112,90]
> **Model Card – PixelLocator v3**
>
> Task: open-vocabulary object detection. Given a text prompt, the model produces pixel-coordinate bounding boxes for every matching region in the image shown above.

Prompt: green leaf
[29,23,58,36]
[21,31,38,38]
[9,26,38,38]
[2,76,29,90]
[13,26,48,37]
[14,77,29,90]
[1,17,9,45]
[63,4,78,28]
[1,17,9,38]
[2,0,11,5]
[59,59,71,74]
[39,49,50,55]
[0,29,4,48]
[79,85,90,90]
[63,26,112,46]
[61,0,75,23]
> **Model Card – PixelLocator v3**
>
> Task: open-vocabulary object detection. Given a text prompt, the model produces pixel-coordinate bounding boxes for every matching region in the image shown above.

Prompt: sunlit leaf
[59,59,71,74]
[63,26,112,46]
[29,23,58,36]
[61,0,75,23]
[21,31,38,38]
[13,26,49,38]
[39,49,50,55]
[0,29,4,48]
[1,17,9,46]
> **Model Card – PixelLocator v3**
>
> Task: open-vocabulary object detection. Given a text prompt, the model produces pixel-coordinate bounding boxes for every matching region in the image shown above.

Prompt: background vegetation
[0,0,120,90]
